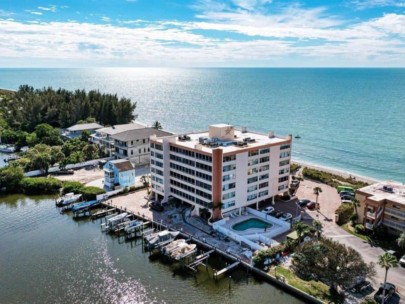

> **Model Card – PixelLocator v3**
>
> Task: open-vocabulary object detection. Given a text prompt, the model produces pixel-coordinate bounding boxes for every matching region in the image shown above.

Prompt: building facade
[356,181,405,235]
[62,122,103,139]
[90,123,146,156]
[150,124,292,220]
[103,159,136,191]
[112,128,172,165]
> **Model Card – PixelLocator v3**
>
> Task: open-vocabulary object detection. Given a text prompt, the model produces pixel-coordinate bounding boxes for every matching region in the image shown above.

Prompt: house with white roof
[103,159,136,191]
[62,122,104,139]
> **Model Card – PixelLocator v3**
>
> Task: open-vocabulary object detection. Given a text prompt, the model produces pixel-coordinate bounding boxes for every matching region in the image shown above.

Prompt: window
[223,201,235,209]
[170,171,194,184]
[170,154,195,166]
[278,185,286,191]
[260,156,269,163]
[223,192,235,200]
[170,145,194,157]
[196,153,212,162]
[259,173,269,180]
[170,163,195,176]
[280,151,290,158]
[223,164,236,172]
[247,193,257,201]
[248,176,258,184]
[131,141,134,145]
[155,144,163,151]
[196,162,212,172]
[279,168,289,175]
[223,155,236,162]
[196,180,212,191]
[259,182,268,189]
[247,185,257,193]
[260,148,270,154]
[248,150,259,157]
[259,164,269,172]
[279,176,289,183]
[280,144,290,150]
[196,171,212,181]
[170,179,195,193]
[248,158,259,166]
[223,173,236,182]
[223,182,236,191]
[151,151,155,157]
[138,148,141,153]
[170,188,195,202]
[155,161,163,167]
[279,160,290,166]
[144,148,146,153]
[131,150,134,155]
[155,152,163,159]
[258,190,268,197]
[196,189,212,200]
[143,139,146,144]
[247,167,259,175]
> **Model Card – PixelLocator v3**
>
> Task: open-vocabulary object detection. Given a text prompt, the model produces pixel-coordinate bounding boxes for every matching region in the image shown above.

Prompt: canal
[0,195,302,304]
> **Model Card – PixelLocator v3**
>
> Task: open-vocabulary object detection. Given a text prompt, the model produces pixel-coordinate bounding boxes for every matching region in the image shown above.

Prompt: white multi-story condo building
[150,124,292,220]
[356,181,405,235]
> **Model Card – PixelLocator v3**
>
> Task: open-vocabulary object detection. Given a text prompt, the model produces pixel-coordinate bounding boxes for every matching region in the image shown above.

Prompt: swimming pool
[232,218,273,231]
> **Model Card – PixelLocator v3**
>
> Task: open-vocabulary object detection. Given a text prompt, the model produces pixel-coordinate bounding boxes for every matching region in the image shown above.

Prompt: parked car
[374,283,396,303]
[400,255,405,267]
[281,213,292,221]
[262,206,275,214]
[306,201,316,210]
[291,180,300,187]
[298,199,311,207]
[149,202,164,212]
[339,191,354,198]
[275,211,284,218]
[341,199,352,204]
[341,195,354,201]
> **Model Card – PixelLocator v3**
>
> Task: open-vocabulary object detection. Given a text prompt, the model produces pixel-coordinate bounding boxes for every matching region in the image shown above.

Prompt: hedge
[21,177,62,195]
[62,181,84,195]
[302,167,368,189]
[80,186,105,201]
[335,204,354,225]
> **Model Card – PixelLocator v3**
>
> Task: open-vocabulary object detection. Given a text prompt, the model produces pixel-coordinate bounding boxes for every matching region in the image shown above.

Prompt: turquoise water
[0,68,404,181]
[0,195,301,304]
[232,218,273,231]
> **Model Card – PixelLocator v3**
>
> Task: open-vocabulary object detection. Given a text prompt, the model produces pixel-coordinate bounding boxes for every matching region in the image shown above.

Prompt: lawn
[272,266,344,303]
[341,223,369,241]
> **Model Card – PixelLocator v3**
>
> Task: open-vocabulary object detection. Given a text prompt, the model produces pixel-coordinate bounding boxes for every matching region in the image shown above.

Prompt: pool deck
[222,215,280,237]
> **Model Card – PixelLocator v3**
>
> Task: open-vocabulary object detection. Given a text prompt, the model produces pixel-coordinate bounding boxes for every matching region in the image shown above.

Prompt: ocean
[0,68,404,182]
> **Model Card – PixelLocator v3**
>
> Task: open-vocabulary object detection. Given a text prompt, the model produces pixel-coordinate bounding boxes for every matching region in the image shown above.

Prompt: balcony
[366,211,376,219]
[383,219,405,230]
[384,208,405,219]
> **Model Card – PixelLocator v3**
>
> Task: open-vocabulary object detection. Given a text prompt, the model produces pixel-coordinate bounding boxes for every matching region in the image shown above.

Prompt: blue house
[103,159,136,191]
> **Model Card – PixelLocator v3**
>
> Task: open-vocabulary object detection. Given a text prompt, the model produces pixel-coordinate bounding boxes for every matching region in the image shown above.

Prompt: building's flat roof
[358,181,405,205]
[153,128,290,154]
[112,128,173,142]
[95,123,146,136]
[67,123,103,131]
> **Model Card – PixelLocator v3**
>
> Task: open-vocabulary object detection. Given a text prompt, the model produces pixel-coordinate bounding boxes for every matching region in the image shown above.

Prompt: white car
[262,206,275,214]
[281,213,292,221]
[400,255,405,267]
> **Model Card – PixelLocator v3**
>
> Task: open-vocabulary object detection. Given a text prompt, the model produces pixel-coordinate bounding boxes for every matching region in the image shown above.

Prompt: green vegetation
[292,238,375,293]
[20,177,62,195]
[152,121,162,130]
[0,85,136,131]
[0,165,24,192]
[341,223,369,241]
[252,244,286,268]
[61,181,105,201]
[290,163,301,174]
[302,167,368,189]
[335,203,354,225]
[273,266,342,303]
[377,252,398,301]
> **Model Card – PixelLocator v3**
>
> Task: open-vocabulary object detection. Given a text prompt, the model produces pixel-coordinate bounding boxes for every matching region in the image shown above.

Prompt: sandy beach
[292,159,381,184]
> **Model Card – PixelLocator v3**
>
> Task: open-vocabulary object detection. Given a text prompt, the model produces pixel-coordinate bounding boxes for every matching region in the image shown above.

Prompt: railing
[383,219,405,230]
[366,211,375,219]
[384,208,405,219]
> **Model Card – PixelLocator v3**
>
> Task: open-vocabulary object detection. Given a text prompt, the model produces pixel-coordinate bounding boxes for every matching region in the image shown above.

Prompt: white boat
[145,230,180,249]
[162,239,187,255]
[56,193,82,207]
[170,243,197,260]
[0,144,16,153]
[101,213,128,232]
[124,220,143,233]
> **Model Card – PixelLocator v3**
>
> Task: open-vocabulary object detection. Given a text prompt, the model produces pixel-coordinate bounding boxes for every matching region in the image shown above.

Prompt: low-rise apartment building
[90,122,146,156]
[113,128,172,165]
[356,181,405,235]
[62,122,103,139]
[150,124,292,220]
[103,159,136,191]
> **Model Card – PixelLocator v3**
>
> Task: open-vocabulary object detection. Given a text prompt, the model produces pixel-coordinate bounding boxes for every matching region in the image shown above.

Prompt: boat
[145,230,180,249]
[124,220,143,233]
[71,200,99,212]
[0,144,16,153]
[295,135,301,139]
[56,193,82,207]
[101,212,129,232]
[162,239,187,255]
[170,243,197,260]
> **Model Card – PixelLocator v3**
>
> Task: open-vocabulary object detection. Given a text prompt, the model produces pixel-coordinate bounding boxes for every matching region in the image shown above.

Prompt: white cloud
[38,5,57,12]
[101,16,111,22]
[351,0,405,10]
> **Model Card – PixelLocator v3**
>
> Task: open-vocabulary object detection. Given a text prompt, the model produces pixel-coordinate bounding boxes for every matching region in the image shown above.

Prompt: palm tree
[397,232,405,250]
[377,252,398,304]
[312,219,323,239]
[293,222,311,244]
[313,186,322,210]
[351,198,360,218]
[152,121,162,130]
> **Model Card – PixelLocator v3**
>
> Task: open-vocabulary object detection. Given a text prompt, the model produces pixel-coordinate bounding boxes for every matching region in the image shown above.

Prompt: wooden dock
[214,261,240,280]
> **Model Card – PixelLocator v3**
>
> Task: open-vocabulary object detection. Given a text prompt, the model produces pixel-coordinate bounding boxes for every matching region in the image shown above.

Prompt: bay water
[0,195,301,303]
[1,68,404,182]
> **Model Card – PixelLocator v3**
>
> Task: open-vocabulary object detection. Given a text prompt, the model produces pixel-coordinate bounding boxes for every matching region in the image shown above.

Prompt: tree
[82,144,98,161]
[0,165,24,192]
[377,252,398,303]
[293,238,375,292]
[293,222,311,244]
[351,198,360,219]
[312,219,323,239]
[152,121,162,130]
[50,146,65,166]
[26,144,53,173]
[313,186,322,210]
[80,130,91,142]
[34,123,62,146]
[396,232,405,250]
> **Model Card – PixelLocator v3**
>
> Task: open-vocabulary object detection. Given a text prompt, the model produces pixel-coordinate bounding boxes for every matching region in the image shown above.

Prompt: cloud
[38,5,57,12]
[101,16,111,22]
[350,0,405,10]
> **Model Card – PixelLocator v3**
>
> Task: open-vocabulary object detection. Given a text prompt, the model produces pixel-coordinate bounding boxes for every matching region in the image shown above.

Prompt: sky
[0,0,404,67]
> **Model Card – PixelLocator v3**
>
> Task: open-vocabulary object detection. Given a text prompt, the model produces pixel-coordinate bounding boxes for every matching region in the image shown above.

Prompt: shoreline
[291,159,381,185]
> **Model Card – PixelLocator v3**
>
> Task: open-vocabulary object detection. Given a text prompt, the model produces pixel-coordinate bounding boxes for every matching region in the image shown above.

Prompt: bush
[355,224,365,233]
[253,244,286,268]
[350,213,358,225]
[0,165,24,193]
[302,167,368,189]
[21,177,62,194]
[62,181,84,194]
[80,186,105,200]
[335,204,354,225]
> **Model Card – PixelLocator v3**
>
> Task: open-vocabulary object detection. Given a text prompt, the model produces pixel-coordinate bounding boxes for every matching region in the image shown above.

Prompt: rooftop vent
[383,185,394,193]
[268,131,274,138]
